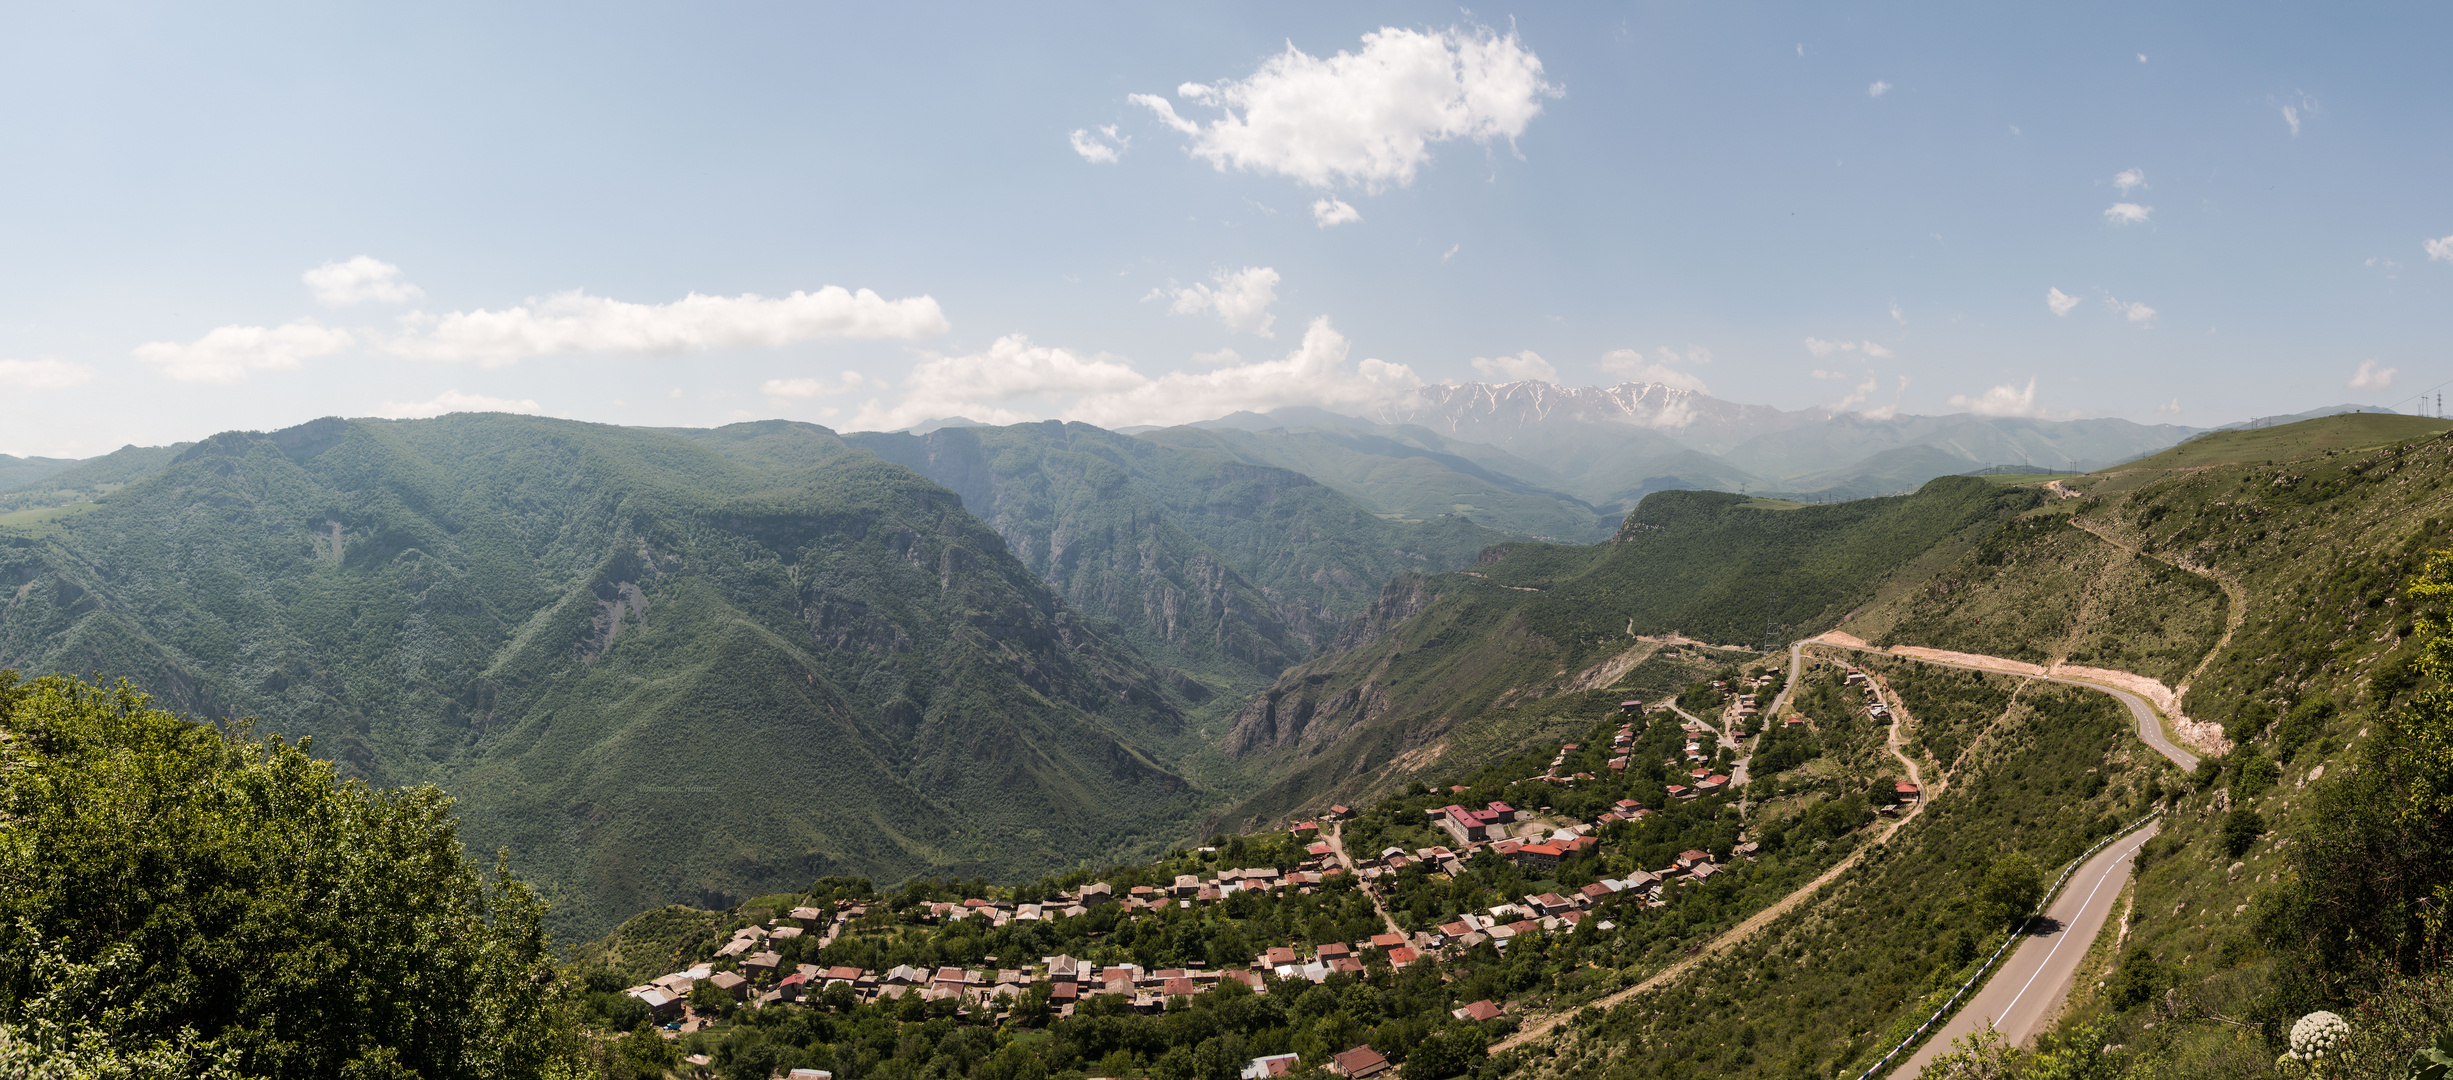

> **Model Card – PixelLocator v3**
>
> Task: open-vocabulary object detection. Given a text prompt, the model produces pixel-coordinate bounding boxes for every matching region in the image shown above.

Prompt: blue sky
[2,2,2447,457]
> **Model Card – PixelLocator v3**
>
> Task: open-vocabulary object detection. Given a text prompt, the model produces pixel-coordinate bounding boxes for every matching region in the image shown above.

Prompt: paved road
[1895,823,2160,1077]
[1328,822,1407,939]
[1807,638,2199,772]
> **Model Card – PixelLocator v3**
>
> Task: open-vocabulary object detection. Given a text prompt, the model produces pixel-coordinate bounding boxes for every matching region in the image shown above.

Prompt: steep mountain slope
[835,422,1510,695]
[1138,421,1609,542]
[0,414,1211,936]
[1210,477,2041,828]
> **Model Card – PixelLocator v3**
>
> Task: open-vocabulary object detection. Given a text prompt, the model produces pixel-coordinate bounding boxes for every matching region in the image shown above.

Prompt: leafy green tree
[2220,808,2267,858]
[0,672,582,1079]
[1978,852,2042,930]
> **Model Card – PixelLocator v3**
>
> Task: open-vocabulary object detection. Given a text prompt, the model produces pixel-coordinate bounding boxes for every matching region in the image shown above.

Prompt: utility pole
[1762,591,1781,652]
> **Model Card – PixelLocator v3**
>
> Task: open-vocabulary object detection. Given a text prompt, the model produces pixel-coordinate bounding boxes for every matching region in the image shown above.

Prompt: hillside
[1138,421,1612,543]
[833,421,1510,697]
[1511,412,2453,1077]
[1205,477,2040,830]
[0,414,1218,937]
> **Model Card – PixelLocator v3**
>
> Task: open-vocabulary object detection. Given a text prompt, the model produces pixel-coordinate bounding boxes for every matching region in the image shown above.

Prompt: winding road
[1492,639,2192,1064]
[1894,824,2160,1077]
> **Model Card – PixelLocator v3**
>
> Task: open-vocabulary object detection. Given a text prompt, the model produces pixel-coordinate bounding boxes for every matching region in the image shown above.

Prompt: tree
[0,672,582,1079]
[1978,852,2043,930]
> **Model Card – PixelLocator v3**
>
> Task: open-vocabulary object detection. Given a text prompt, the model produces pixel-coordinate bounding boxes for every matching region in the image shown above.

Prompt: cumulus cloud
[1469,350,1557,382]
[1868,80,1891,97]
[1598,347,1711,393]
[2157,398,2182,416]
[1131,25,1559,192]
[1069,125,1127,163]
[2104,202,2152,225]
[1312,197,1363,227]
[384,286,947,365]
[304,256,423,306]
[371,389,544,419]
[1947,377,2043,417]
[0,358,94,390]
[2106,296,2157,327]
[134,320,354,383]
[2113,168,2146,194]
[849,317,1418,431]
[762,371,872,400]
[2047,287,2080,316]
[2349,359,2398,391]
[1154,267,1280,337]
[2427,234,2453,263]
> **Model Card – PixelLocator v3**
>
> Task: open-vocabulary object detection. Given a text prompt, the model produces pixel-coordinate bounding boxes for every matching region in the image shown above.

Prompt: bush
[2222,808,2268,858]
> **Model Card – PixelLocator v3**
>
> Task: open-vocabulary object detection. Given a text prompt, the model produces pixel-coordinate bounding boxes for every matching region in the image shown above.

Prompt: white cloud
[2104,202,2152,225]
[1947,377,2043,417]
[2349,359,2398,391]
[1889,301,1906,326]
[134,320,354,383]
[1598,347,1711,393]
[1439,244,1459,263]
[371,389,544,419]
[2047,287,2081,316]
[303,256,423,306]
[1867,80,1891,97]
[1803,337,1891,358]
[1311,197,1363,228]
[762,372,871,400]
[1154,267,1280,337]
[1069,125,1127,163]
[849,317,1417,431]
[1133,25,1559,192]
[1830,375,1879,411]
[2426,234,2453,263]
[2106,296,2157,327]
[0,358,95,390]
[2157,398,2181,416]
[2138,53,2148,63]
[1469,350,1557,382]
[384,286,947,365]
[1862,375,1911,421]
[2113,168,2145,194]
[2279,93,2315,136]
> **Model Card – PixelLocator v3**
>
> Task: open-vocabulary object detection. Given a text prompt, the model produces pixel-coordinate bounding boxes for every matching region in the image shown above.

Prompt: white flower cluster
[2289,1010,2349,1060]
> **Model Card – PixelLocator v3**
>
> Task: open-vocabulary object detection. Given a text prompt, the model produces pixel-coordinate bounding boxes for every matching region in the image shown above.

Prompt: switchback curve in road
[1893,823,2160,1077]
[1807,638,2200,772]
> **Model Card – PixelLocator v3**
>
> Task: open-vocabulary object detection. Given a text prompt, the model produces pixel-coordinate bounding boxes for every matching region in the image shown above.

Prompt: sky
[1,2,2448,458]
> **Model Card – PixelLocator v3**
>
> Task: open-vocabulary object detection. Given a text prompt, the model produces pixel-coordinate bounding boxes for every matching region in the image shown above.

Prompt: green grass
[2104,412,2451,473]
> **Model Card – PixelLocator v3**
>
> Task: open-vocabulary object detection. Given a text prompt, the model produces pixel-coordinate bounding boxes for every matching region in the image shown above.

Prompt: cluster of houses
[622,727,1763,1080]
[1843,668,1892,721]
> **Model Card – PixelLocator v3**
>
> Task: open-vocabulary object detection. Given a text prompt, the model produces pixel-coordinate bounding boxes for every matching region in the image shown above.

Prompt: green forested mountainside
[1137,422,1613,542]
[835,422,1509,696]
[0,454,78,493]
[0,414,1211,938]
[1208,477,2036,829]
[0,442,192,513]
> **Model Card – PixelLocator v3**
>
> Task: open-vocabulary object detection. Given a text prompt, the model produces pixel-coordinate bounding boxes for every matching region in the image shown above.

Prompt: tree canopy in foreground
[0,672,582,1079]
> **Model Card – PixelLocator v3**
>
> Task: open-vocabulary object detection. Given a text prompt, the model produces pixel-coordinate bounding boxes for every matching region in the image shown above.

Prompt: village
[621,660,1924,1079]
